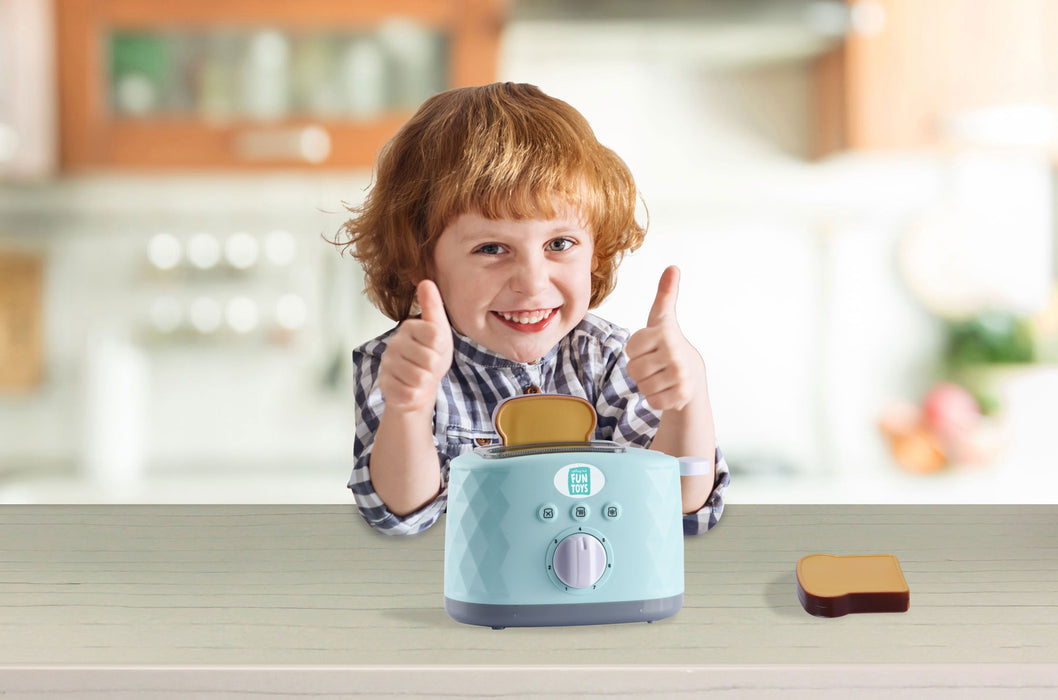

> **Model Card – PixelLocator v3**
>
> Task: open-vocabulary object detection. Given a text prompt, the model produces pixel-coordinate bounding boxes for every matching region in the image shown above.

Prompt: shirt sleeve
[349,340,448,536]
[681,445,730,536]
[591,325,661,448]
[590,320,729,536]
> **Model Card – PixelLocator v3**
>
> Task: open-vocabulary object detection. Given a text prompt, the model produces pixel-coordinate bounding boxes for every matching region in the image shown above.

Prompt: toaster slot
[478,441,625,459]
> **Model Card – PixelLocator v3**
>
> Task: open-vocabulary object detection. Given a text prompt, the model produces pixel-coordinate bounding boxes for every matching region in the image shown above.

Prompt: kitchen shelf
[56,0,506,171]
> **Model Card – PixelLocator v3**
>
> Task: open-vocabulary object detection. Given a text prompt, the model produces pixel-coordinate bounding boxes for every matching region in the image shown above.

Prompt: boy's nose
[510,257,550,296]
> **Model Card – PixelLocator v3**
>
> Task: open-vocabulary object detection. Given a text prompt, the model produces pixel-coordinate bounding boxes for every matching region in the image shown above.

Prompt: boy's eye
[547,238,575,252]
[474,243,506,255]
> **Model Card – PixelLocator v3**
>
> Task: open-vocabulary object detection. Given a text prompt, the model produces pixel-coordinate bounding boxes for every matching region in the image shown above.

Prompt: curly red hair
[332,82,646,321]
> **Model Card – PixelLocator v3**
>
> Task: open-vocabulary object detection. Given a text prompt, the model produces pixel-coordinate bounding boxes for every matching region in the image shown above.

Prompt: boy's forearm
[650,383,717,514]
[369,406,443,517]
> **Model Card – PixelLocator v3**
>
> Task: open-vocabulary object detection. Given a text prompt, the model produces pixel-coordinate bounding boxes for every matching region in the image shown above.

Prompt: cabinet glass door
[108,25,448,122]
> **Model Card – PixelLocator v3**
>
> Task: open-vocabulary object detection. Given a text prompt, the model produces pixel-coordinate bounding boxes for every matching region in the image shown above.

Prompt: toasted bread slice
[493,395,596,446]
[796,553,910,617]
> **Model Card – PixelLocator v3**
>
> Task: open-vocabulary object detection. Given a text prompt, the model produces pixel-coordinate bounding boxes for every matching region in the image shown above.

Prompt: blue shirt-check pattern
[349,312,729,536]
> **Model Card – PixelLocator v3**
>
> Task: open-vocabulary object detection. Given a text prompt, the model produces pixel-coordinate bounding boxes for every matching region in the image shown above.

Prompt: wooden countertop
[1,504,1057,697]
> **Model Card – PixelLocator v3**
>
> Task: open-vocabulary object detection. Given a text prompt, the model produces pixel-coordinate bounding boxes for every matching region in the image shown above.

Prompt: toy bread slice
[796,553,910,617]
[493,395,596,446]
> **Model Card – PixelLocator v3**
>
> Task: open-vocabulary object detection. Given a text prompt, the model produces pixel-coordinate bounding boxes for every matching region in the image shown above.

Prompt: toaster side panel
[443,461,518,602]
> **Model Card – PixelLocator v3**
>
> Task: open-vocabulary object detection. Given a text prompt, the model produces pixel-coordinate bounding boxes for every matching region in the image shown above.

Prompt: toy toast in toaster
[444,394,710,628]
[337,83,730,538]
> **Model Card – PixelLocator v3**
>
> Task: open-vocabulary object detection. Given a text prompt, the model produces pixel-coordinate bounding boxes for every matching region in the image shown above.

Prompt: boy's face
[431,210,594,364]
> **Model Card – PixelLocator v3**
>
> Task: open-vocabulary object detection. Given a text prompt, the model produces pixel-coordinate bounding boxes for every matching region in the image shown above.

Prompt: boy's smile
[431,211,594,363]
[493,308,556,331]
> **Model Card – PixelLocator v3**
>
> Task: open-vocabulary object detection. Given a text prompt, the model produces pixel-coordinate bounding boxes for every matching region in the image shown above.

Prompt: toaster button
[552,533,607,589]
[538,504,558,522]
[603,503,622,520]
[570,503,590,521]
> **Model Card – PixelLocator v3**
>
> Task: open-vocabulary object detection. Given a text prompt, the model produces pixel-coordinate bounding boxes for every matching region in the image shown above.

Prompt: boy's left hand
[625,266,706,412]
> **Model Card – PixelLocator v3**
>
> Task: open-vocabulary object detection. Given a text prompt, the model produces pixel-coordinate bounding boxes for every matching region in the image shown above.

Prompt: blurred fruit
[878,401,920,438]
[888,426,948,474]
[945,419,1006,467]
[921,382,981,442]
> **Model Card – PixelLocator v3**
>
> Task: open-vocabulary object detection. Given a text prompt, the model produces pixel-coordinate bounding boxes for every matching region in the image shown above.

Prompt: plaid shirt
[349,312,729,536]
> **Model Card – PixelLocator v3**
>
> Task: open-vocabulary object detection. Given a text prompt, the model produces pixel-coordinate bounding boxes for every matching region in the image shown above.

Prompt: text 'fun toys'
[443,394,700,629]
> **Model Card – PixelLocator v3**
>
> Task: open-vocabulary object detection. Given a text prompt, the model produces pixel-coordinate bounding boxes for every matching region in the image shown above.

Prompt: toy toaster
[444,394,700,629]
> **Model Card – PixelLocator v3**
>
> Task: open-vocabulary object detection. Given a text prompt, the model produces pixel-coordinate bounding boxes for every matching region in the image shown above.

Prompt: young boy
[335,82,729,536]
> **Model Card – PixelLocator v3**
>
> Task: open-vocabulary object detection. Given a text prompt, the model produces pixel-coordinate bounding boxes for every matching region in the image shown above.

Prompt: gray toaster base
[445,593,683,629]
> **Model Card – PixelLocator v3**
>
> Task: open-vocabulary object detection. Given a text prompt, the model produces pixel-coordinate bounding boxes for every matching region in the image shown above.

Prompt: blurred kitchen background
[2,0,1058,504]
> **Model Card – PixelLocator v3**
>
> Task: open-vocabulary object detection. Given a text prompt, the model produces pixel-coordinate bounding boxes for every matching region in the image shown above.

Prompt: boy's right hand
[377,279,453,415]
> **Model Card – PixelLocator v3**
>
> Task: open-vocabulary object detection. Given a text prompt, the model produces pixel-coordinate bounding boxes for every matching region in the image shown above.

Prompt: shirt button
[524,385,541,394]
[475,437,492,447]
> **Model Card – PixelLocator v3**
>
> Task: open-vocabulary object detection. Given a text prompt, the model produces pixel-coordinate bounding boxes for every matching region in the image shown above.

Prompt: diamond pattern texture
[446,468,512,599]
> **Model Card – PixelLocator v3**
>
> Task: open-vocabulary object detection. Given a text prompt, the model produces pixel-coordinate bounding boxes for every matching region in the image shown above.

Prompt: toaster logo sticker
[568,467,591,495]
[554,464,605,498]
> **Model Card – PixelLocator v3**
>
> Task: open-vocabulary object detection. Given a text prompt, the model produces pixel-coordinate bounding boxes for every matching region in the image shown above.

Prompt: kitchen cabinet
[56,0,506,171]
[815,0,1054,156]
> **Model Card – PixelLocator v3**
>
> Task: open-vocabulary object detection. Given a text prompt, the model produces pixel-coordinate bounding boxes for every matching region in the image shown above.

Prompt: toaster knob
[552,533,607,589]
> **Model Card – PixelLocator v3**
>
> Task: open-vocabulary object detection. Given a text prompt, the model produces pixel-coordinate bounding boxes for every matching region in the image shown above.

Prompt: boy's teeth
[498,309,551,324]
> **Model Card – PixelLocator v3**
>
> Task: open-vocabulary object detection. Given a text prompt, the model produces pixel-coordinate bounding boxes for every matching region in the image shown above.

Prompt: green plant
[944,311,1036,367]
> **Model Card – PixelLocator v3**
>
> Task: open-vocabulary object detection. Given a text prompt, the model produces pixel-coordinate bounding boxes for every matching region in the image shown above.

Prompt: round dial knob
[552,533,607,588]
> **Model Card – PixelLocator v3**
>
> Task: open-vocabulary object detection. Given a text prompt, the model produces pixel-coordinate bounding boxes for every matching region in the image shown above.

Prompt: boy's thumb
[416,279,448,328]
[646,265,680,327]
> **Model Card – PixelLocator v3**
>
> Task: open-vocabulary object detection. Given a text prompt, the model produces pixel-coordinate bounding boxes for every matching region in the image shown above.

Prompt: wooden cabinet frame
[814,0,1053,158]
[56,0,506,170]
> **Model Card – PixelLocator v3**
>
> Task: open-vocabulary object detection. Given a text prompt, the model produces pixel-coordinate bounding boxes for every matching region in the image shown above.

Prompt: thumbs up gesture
[625,266,706,413]
[377,279,454,415]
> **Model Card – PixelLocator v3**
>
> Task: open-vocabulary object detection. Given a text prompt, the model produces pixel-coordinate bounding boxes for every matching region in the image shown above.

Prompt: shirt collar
[451,329,560,368]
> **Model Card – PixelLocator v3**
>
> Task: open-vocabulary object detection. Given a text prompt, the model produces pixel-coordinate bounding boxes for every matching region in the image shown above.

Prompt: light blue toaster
[443,395,686,629]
